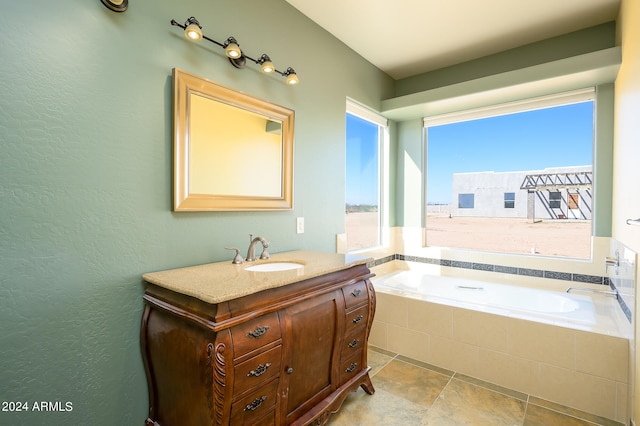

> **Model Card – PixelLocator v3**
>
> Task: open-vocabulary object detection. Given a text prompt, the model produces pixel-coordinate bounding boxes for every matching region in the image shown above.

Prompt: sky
[345,100,594,206]
[346,114,379,206]
[427,101,594,204]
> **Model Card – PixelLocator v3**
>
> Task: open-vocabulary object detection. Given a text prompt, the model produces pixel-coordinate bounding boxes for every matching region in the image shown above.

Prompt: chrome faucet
[605,249,620,274]
[246,234,270,262]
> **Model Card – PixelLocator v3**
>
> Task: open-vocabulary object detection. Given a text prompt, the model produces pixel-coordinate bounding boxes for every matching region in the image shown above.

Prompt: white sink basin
[245,262,304,272]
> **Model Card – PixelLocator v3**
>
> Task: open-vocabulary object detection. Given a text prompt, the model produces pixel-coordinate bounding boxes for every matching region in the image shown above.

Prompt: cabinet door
[280,290,342,424]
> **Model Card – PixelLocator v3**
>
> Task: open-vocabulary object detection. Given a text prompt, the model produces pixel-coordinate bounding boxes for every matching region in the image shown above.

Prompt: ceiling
[285,0,620,80]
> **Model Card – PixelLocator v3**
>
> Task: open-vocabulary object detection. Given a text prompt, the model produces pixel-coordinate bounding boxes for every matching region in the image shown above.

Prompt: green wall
[0,0,393,423]
[395,22,616,97]
[391,26,617,230]
[0,1,621,423]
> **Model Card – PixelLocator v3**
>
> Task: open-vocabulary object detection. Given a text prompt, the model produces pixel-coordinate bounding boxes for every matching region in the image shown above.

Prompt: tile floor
[328,346,625,426]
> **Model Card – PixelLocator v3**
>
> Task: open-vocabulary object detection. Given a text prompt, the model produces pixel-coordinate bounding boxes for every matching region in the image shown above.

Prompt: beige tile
[524,403,599,425]
[428,336,478,377]
[508,318,575,369]
[477,348,540,395]
[575,331,629,382]
[330,347,626,426]
[453,308,507,352]
[407,299,453,338]
[420,378,526,425]
[387,324,429,363]
[374,292,408,327]
[454,373,528,401]
[366,347,394,377]
[328,387,428,426]
[396,355,454,378]
[616,381,629,424]
[373,359,451,408]
[538,364,617,421]
[368,345,397,358]
[529,397,624,426]
[368,320,387,349]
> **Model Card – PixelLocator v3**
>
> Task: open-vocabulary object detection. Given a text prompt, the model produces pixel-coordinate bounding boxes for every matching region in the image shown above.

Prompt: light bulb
[285,69,299,85]
[184,18,202,42]
[260,55,274,73]
[224,39,242,59]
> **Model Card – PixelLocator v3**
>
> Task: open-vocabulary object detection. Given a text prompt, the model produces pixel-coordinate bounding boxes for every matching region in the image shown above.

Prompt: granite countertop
[142,250,371,304]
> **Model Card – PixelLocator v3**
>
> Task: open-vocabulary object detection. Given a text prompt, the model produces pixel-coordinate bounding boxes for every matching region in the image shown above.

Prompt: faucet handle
[225,247,244,264]
[259,242,270,260]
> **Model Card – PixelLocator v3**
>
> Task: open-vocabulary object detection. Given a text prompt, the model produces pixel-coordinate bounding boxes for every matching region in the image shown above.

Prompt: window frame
[422,88,596,258]
[345,99,389,252]
[458,193,475,209]
[549,191,562,209]
[504,192,515,209]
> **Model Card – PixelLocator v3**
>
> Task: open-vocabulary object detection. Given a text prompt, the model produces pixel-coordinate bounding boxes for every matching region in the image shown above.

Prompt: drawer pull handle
[348,338,359,348]
[247,363,271,377]
[352,315,364,324]
[244,395,267,412]
[351,289,362,297]
[286,367,294,374]
[247,325,270,339]
[345,362,358,373]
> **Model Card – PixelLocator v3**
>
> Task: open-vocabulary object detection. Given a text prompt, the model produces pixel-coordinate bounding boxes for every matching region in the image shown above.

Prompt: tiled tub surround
[608,239,637,425]
[608,240,637,328]
[369,253,633,323]
[374,270,629,336]
[368,263,632,423]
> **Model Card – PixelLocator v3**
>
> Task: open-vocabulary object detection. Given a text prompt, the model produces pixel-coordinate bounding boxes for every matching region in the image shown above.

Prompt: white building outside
[451,165,592,220]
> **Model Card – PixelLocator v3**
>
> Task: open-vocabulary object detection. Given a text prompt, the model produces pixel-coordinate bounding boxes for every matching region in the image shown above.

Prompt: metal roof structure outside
[520,171,593,191]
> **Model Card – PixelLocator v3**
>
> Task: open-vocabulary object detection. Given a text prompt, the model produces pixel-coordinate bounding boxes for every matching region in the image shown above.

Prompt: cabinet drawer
[339,350,364,384]
[343,280,368,309]
[230,378,278,425]
[341,330,366,359]
[231,313,281,358]
[249,409,276,426]
[233,345,282,395]
[344,304,368,336]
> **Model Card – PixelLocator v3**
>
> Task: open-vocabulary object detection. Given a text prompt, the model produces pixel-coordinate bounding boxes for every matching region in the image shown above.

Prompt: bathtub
[373,270,630,337]
[369,269,631,422]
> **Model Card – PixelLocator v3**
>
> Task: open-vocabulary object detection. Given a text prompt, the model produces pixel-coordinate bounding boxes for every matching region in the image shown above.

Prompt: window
[425,89,594,259]
[549,191,562,209]
[458,194,474,208]
[504,192,515,208]
[345,100,388,251]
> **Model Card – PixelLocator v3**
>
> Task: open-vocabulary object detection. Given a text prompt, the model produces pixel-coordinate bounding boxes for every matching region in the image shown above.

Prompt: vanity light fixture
[258,54,274,74]
[183,17,203,41]
[284,67,299,85]
[100,0,128,12]
[170,17,299,85]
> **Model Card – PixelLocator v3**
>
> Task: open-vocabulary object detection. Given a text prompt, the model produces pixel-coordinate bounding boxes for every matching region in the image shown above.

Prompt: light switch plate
[296,217,304,234]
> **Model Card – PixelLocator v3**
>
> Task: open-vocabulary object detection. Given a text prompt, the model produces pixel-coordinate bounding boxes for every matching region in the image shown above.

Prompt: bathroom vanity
[140,251,376,425]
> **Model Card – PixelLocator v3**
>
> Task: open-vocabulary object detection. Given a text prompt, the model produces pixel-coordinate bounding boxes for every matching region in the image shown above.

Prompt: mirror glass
[173,68,294,211]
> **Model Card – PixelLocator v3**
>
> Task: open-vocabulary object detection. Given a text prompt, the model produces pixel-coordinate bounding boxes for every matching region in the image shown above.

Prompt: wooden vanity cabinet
[141,263,376,426]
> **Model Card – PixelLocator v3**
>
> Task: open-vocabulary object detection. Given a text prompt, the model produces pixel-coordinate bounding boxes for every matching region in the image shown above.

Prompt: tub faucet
[246,234,270,262]
[605,249,620,274]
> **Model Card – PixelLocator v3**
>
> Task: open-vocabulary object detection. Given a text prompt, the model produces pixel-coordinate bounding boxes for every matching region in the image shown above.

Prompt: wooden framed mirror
[172,68,294,211]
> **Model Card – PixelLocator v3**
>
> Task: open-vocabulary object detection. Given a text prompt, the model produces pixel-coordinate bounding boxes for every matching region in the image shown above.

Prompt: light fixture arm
[170,18,298,84]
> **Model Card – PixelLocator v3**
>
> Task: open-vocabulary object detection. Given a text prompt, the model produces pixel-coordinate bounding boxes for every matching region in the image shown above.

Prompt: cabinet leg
[359,373,375,395]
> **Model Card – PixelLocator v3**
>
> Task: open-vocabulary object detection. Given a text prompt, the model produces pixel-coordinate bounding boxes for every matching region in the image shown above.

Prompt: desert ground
[346,211,592,259]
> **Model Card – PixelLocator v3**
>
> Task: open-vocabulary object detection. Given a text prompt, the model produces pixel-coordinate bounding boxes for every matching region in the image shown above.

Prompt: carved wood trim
[139,305,157,421]
[212,342,227,425]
